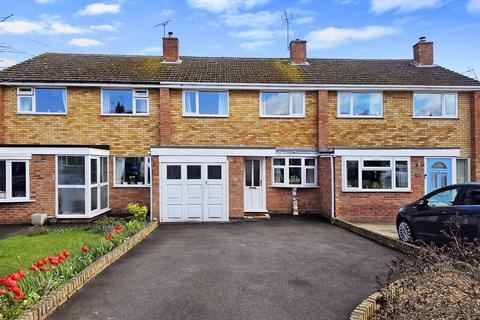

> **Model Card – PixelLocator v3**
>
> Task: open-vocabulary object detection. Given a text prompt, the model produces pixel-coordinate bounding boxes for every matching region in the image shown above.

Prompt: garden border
[17,221,158,320]
[349,291,382,320]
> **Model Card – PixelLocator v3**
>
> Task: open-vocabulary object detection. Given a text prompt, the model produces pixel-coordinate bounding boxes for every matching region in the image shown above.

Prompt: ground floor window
[272,157,317,187]
[456,158,470,183]
[114,157,150,186]
[343,157,410,192]
[0,159,29,202]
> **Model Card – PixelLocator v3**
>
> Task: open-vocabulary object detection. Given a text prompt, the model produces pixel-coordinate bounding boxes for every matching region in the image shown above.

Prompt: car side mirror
[415,199,427,208]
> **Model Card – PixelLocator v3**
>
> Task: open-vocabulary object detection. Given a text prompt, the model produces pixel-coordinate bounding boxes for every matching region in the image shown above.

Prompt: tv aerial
[154,20,172,37]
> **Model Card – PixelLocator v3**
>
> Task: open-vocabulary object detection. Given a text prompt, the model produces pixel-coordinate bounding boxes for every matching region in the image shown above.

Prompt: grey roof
[0,52,479,87]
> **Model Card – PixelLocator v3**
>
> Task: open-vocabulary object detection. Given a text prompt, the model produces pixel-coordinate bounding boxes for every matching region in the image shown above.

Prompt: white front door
[244,158,266,212]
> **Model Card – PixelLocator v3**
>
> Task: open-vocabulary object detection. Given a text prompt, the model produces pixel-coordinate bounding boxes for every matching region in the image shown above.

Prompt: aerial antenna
[0,13,13,22]
[281,11,292,51]
[153,20,172,37]
[463,68,478,80]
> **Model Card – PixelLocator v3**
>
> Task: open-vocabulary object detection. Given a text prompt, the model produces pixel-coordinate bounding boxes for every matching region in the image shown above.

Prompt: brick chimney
[290,39,307,65]
[162,32,180,63]
[413,37,434,66]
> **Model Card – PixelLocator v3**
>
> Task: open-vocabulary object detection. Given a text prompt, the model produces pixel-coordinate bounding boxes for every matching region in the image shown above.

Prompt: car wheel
[397,220,414,243]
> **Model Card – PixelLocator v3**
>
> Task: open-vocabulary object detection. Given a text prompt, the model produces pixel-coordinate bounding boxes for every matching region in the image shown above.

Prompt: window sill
[113,184,150,188]
[260,115,305,119]
[336,116,384,119]
[413,116,459,120]
[342,189,412,193]
[101,114,149,117]
[0,199,35,203]
[17,112,67,116]
[182,114,229,118]
[270,185,318,188]
[57,207,111,219]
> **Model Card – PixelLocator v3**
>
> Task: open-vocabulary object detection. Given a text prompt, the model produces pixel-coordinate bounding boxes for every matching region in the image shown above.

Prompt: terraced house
[0,34,479,225]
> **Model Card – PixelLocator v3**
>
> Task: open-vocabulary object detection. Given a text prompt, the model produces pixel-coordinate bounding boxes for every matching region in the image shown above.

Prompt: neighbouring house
[0,34,479,225]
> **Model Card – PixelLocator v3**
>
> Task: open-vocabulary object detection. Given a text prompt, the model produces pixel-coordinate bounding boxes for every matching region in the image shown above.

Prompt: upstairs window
[337,92,383,117]
[260,92,305,117]
[413,93,457,118]
[183,91,228,116]
[17,87,67,114]
[0,160,29,202]
[102,89,149,115]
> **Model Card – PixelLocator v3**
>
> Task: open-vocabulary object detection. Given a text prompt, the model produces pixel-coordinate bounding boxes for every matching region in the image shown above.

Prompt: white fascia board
[0,147,110,156]
[159,155,227,163]
[0,154,32,160]
[0,82,161,88]
[334,148,461,157]
[151,147,276,157]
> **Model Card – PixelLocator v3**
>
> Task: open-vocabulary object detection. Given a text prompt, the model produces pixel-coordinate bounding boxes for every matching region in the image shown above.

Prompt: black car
[397,183,480,243]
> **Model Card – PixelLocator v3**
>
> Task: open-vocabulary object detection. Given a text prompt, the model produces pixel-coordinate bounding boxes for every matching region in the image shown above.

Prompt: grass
[0,228,103,277]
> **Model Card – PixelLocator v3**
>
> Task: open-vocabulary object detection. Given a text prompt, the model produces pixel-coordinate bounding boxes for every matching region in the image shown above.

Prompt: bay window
[114,157,151,186]
[344,158,410,191]
[0,160,29,202]
[17,87,67,114]
[102,89,149,115]
[337,92,383,117]
[272,157,317,187]
[413,93,457,118]
[183,91,228,116]
[260,92,305,117]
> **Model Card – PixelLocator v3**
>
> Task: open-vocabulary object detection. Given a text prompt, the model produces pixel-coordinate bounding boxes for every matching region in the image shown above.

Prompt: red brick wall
[471,91,480,180]
[413,41,433,65]
[228,157,244,218]
[0,155,55,224]
[163,37,179,62]
[0,86,4,144]
[290,40,307,64]
[334,156,425,223]
[159,88,171,145]
[318,156,332,220]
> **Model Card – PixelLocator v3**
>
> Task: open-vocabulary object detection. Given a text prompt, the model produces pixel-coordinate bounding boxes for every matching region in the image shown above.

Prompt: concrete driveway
[49,215,400,320]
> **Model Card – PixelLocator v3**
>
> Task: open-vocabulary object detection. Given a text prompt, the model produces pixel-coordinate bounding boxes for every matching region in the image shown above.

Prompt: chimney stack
[162,32,180,63]
[413,37,434,66]
[290,39,307,65]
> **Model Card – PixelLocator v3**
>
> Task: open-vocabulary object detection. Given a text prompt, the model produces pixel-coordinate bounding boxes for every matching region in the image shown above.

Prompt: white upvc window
[183,90,229,117]
[101,89,149,115]
[343,157,410,192]
[272,157,317,187]
[337,92,383,117]
[17,87,67,114]
[114,156,151,187]
[413,92,458,118]
[0,159,29,202]
[260,92,305,117]
[456,158,470,183]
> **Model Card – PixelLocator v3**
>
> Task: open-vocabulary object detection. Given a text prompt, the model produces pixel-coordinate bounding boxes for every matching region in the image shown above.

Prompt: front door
[426,158,452,193]
[244,158,265,212]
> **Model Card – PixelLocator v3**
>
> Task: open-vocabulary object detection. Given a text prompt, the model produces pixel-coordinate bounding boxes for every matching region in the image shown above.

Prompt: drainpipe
[148,153,153,222]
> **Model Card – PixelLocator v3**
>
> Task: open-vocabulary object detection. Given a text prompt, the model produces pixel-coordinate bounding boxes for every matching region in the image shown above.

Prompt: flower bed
[0,216,150,320]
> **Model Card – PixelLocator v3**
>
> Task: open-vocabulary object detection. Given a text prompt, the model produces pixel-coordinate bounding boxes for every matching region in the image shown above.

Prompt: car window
[460,188,480,205]
[427,188,458,207]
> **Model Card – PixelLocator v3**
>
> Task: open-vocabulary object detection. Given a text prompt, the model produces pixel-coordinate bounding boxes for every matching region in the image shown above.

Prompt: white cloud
[307,25,400,50]
[296,16,315,25]
[69,38,103,47]
[371,0,442,13]
[467,0,480,13]
[0,58,16,69]
[49,22,86,34]
[188,0,269,13]
[78,2,121,16]
[35,0,55,3]
[0,19,87,34]
[89,22,122,32]
[221,11,279,27]
[229,29,284,40]
[159,9,175,17]
[239,40,273,50]
[0,20,43,34]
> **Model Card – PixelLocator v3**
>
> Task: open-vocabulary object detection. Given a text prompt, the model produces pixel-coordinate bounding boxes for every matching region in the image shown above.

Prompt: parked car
[397,183,480,243]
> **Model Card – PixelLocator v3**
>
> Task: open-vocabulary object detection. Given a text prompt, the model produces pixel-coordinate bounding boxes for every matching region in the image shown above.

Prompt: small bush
[127,203,148,222]
[27,226,49,237]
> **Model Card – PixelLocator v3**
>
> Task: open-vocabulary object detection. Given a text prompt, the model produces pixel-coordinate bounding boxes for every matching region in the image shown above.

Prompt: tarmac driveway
[49,215,400,320]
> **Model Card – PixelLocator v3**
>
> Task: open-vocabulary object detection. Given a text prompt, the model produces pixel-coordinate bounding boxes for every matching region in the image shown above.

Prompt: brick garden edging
[17,221,158,320]
[350,291,382,320]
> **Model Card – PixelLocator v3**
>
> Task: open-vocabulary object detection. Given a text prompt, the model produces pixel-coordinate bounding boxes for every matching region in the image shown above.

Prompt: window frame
[182,90,229,117]
[0,159,30,202]
[17,87,68,115]
[456,158,471,183]
[413,92,458,119]
[259,91,306,118]
[342,157,411,192]
[101,89,150,116]
[113,156,151,187]
[271,157,317,188]
[336,91,384,118]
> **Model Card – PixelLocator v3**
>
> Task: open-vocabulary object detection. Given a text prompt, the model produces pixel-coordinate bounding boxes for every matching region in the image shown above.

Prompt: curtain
[116,158,125,184]
[185,92,196,113]
[218,92,228,115]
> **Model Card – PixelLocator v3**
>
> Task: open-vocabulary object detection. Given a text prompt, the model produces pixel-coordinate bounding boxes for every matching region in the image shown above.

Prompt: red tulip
[12,286,21,295]
[11,273,20,281]
[37,260,45,267]
[0,288,4,296]
[105,232,112,240]
[18,270,26,277]
[0,277,5,284]
[6,278,16,288]
[58,254,65,260]
[82,245,88,252]
[15,291,25,300]
[29,264,39,271]
[40,266,49,271]
[63,251,70,257]
[114,225,122,231]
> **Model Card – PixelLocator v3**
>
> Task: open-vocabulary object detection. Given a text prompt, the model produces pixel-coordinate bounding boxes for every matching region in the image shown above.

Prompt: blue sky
[0,0,479,78]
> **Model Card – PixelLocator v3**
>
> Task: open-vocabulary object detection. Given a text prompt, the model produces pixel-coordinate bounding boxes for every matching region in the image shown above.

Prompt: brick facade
[228,157,244,217]
[471,91,480,180]
[413,40,434,65]
[317,90,328,148]
[317,156,333,220]
[0,86,4,144]
[159,88,171,145]
[290,40,307,65]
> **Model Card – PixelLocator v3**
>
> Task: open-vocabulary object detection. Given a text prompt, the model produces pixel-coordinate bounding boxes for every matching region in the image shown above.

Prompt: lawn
[0,228,103,277]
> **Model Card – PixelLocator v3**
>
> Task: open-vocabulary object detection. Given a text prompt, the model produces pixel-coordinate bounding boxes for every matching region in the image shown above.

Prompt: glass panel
[19,96,33,112]
[11,162,26,198]
[91,187,98,211]
[291,93,304,115]
[262,92,289,115]
[428,188,457,207]
[274,168,284,183]
[253,160,260,187]
[305,159,316,166]
[461,189,480,205]
[456,159,469,183]
[363,160,390,167]
[100,185,108,209]
[346,160,359,188]
[395,161,408,188]
[135,99,148,113]
[187,165,201,180]
[289,167,302,184]
[245,160,252,187]
[184,92,197,113]
[273,158,285,166]
[289,159,301,166]
[116,157,145,185]
[0,161,5,199]
[101,157,108,183]
[90,159,97,184]
[431,172,438,189]
[414,93,442,117]
[167,165,181,180]
[58,188,85,214]
[362,170,392,189]
[58,156,85,185]
[102,90,133,114]
[432,162,447,169]
[198,92,228,115]
[440,172,447,188]
[352,93,382,116]
[208,165,222,180]
[35,88,66,113]
[444,94,457,116]
[338,93,351,115]
[306,168,315,184]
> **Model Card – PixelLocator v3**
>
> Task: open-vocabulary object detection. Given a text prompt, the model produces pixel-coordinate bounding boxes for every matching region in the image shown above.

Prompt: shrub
[127,203,148,222]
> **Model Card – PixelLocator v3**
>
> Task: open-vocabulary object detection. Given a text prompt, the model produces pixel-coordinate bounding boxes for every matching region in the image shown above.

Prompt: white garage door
[160,162,228,222]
